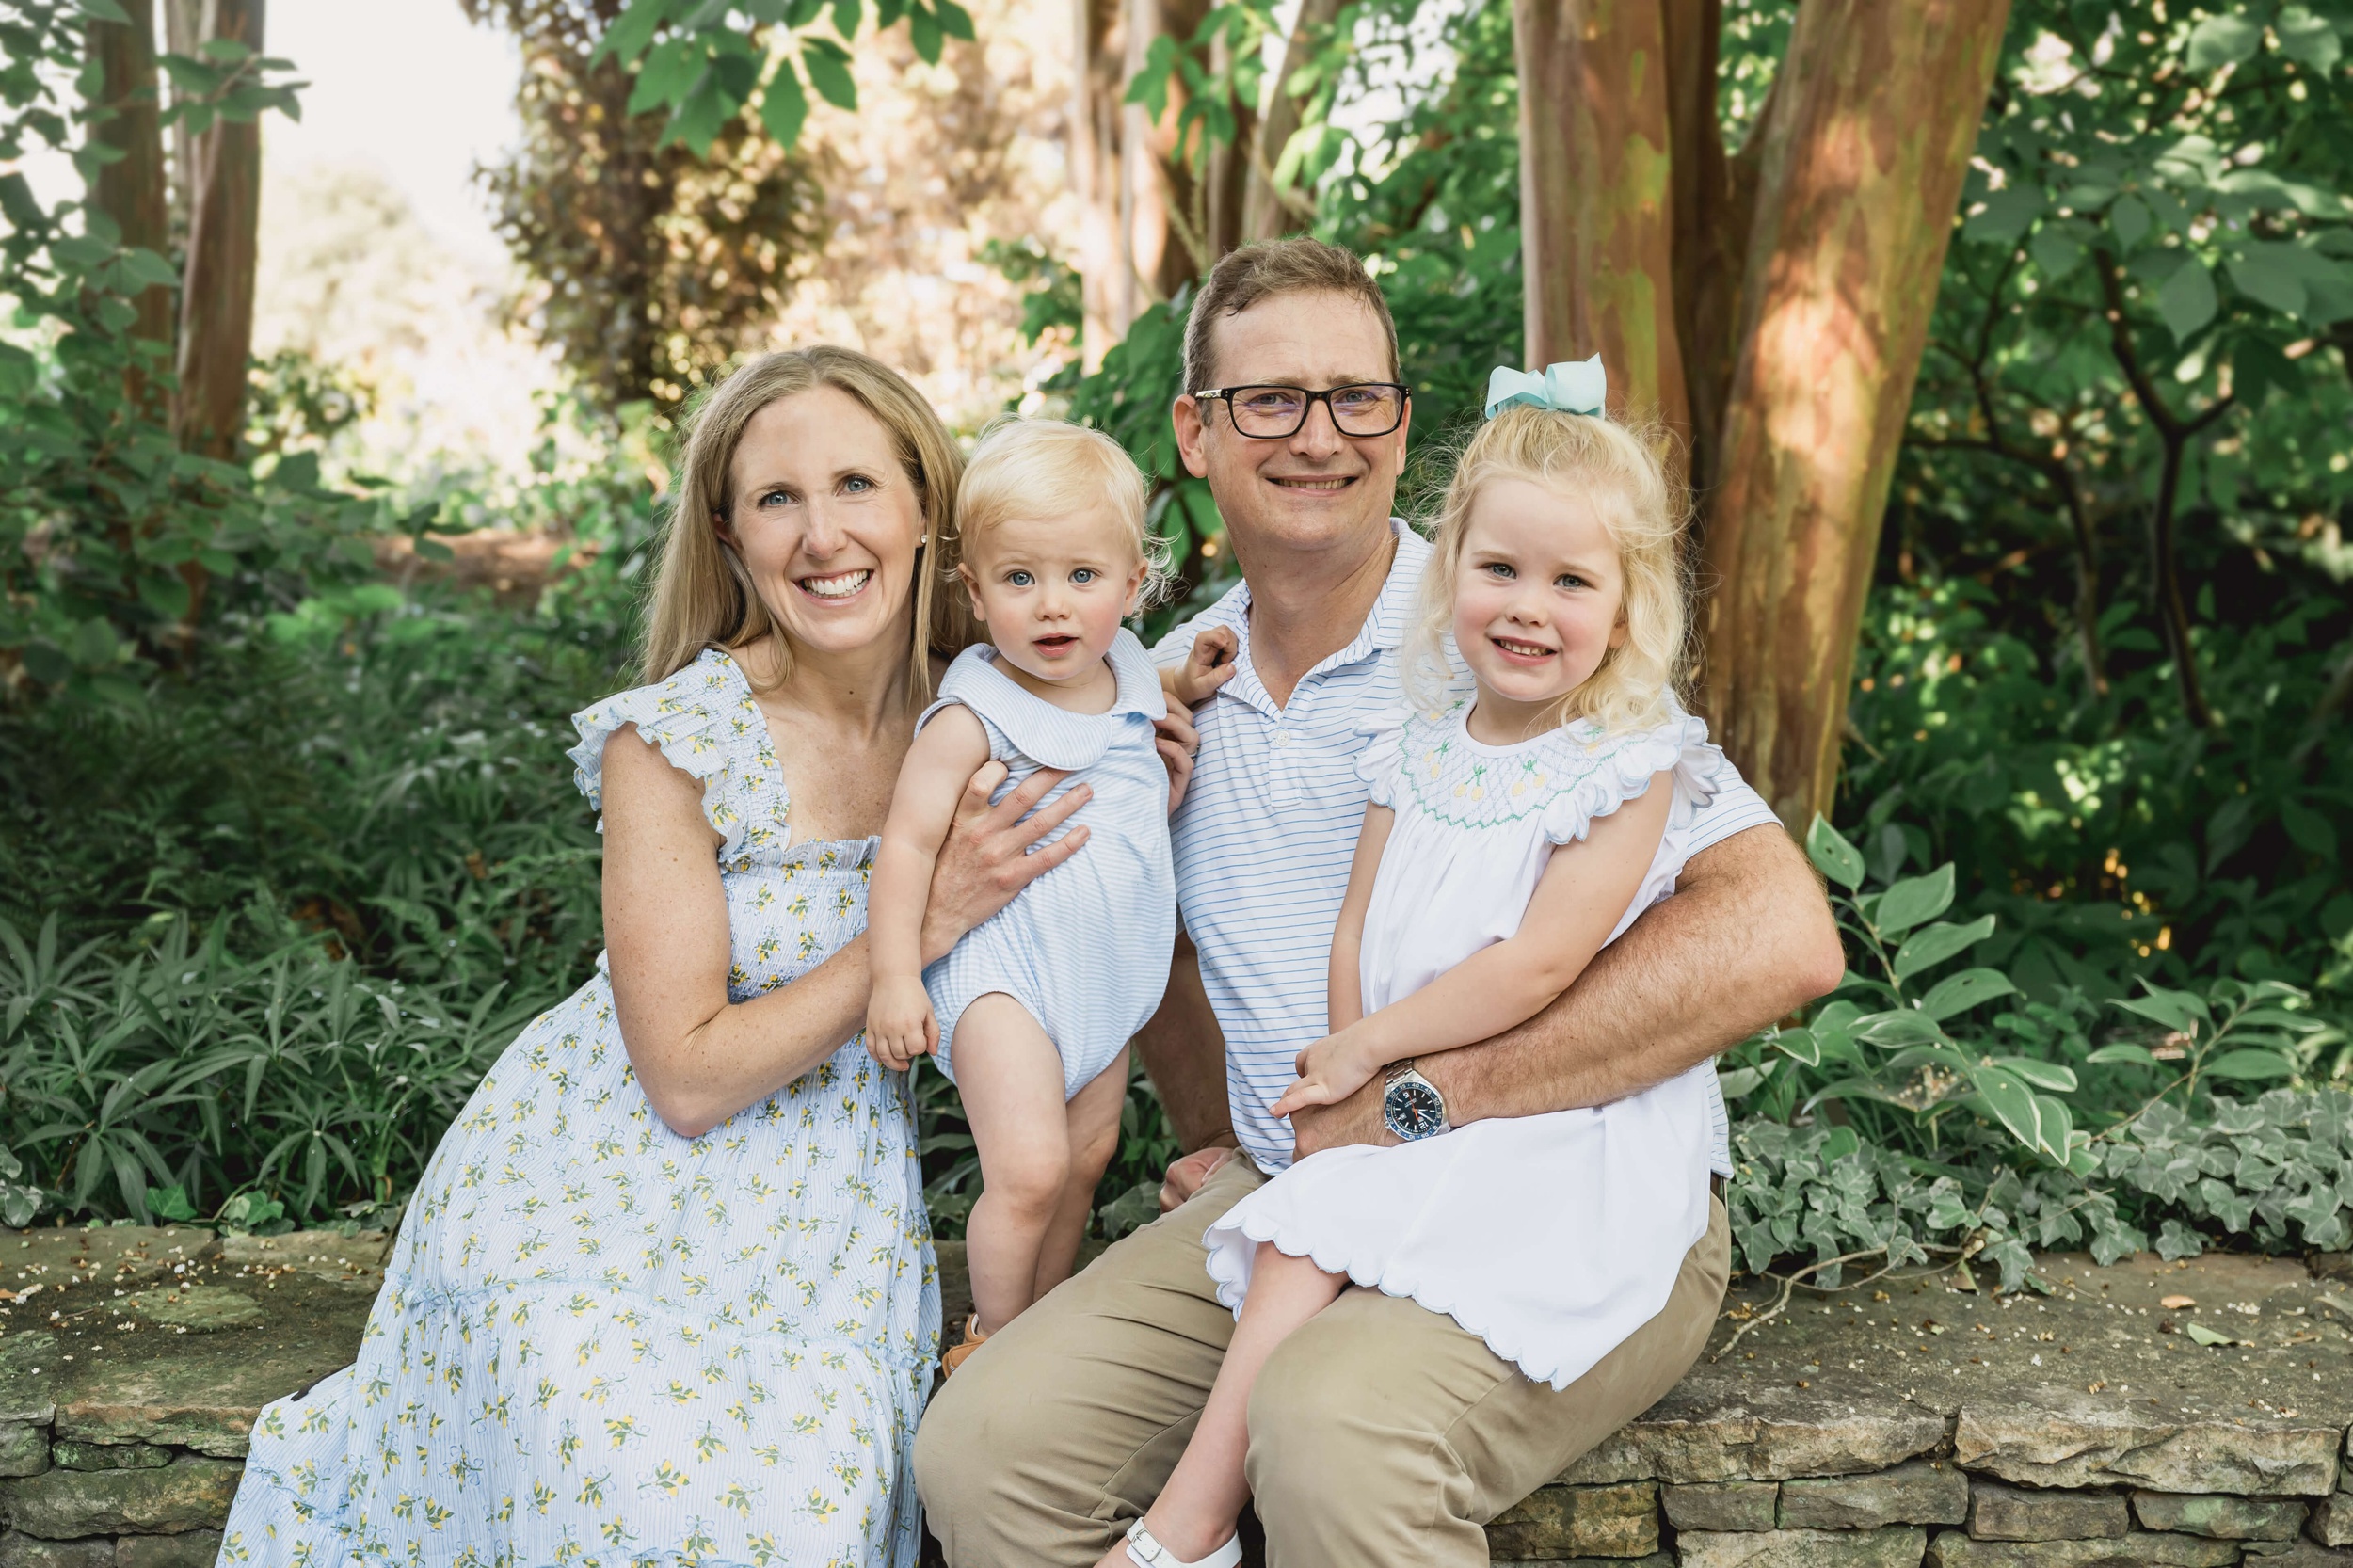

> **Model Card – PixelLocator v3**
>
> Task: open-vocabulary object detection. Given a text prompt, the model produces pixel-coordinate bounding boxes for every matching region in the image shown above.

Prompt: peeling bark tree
[172,0,265,460]
[1516,0,2011,824]
[1240,0,1337,243]
[86,0,172,411]
[1072,0,1129,367]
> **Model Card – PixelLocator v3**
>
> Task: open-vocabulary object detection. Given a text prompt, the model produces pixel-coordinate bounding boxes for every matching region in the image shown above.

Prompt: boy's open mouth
[1033,634,1080,654]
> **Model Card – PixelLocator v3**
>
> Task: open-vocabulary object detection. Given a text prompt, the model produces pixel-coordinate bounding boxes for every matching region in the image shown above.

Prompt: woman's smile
[798,567,874,601]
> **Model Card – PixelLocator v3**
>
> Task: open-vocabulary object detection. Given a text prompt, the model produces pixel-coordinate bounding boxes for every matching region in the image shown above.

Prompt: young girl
[866,418,1175,1372]
[1113,364,1725,1568]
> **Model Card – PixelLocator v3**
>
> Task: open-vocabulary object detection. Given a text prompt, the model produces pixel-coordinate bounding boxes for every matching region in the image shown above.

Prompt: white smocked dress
[919,630,1174,1100]
[1202,699,1724,1391]
[218,649,939,1568]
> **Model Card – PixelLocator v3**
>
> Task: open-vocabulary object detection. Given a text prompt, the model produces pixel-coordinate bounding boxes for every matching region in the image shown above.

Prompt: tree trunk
[86,0,173,412]
[1202,30,1253,263]
[1512,0,1689,436]
[1661,0,1739,493]
[1697,0,2011,825]
[1119,0,1211,319]
[172,0,265,460]
[1072,0,1128,368]
[1241,0,1339,242]
[162,0,201,241]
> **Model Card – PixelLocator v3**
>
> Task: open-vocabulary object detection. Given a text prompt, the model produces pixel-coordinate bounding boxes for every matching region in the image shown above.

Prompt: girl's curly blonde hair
[1401,405,1691,735]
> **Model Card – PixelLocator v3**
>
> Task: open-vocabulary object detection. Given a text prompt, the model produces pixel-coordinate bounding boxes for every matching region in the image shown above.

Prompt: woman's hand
[1271,1029,1385,1119]
[919,760,1093,965]
[865,976,937,1072]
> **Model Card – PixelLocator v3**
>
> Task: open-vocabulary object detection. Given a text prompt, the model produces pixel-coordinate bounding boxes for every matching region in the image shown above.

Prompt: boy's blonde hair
[1403,405,1689,735]
[955,418,1173,608]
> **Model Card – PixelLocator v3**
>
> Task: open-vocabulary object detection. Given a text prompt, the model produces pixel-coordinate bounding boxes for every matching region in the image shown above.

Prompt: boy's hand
[865,978,938,1073]
[1166,626,1239,710]
[1271,1030,1382,1119]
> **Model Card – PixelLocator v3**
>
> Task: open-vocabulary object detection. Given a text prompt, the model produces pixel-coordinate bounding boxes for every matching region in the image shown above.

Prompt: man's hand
[920,761,1092,965]
[1157,1144,1238,1212]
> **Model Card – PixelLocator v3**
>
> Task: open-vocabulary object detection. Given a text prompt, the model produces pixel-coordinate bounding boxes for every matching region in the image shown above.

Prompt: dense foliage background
[3,0,2349,1291]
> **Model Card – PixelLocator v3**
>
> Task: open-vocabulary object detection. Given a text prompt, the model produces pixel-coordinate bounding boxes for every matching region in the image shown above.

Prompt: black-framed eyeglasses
[1193,382,1412,440]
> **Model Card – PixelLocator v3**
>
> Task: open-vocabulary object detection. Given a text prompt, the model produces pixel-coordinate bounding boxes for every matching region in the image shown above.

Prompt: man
[916,238,1845,1566]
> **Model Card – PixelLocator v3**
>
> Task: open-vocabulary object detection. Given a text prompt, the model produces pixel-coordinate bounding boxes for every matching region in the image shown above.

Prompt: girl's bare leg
[953,994,1073,1335]
[1091,1243,1346,1565]
[1033,1048,1130,1302]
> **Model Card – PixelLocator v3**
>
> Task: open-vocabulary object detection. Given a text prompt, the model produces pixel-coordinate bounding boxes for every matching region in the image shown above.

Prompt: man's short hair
[1180,238,1402,401]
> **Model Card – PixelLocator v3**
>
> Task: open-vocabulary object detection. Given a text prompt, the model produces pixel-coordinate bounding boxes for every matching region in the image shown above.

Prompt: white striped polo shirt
[1154,520,1778,1175]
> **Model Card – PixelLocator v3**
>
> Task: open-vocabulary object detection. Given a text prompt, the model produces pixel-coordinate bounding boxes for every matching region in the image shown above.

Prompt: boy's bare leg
[954,993,1073,1334]
[1091,1244,1344,1566]
[1034,1048,1130,1302]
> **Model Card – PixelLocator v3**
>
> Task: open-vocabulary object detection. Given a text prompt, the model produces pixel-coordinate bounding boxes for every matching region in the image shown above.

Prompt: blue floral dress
[218,648,941,1568]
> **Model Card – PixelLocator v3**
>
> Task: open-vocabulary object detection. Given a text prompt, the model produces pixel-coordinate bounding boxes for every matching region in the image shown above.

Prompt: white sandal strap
[1124,1517,1243,1568]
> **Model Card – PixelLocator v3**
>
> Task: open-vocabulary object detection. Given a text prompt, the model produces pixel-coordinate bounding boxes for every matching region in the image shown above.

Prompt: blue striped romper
[919,630,1176,1100]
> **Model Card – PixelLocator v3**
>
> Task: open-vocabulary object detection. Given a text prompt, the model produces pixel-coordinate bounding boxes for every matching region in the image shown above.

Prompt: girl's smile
[1450,476,1628,745]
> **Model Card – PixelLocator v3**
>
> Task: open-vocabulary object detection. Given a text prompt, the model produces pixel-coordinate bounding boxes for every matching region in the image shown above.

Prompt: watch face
[1385,1080,1447,1140]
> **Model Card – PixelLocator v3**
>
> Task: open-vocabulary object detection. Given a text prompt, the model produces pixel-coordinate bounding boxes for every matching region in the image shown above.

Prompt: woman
[219,347,1106,1568]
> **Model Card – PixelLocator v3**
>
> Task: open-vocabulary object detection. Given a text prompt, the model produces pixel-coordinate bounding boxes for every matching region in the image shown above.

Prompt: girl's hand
[865,977,938,1072]
[1271,1031,1383,1119]
[1167,625,1239,709]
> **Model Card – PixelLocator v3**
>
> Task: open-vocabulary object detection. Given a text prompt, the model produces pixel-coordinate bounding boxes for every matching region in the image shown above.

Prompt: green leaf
[908,5,943,62]
[1971,1064,2044,1152]
[760,62,809,146]
[2114,982,2208,1032]
[2111,193,2152,249]
[832,0,862,39]
[1771,1028,1822,1068]
[2185,1320,2235,1347]
[1965,184,2045,248]
[2087,1043,2158,1066]
[2186,14,2262,72]
[2035,1094,2073,1161]
[936,0,975,39]
[1922,968,2017,1021]
[2282,801,2338,858]
[2157,257,2218,344]
[1717,1066,1766,1099]
[2230,248,2308,317]
[1806,815,1865,890]
[2279,7,2343,72]
[594,0,669,66]
[1993,1056,2078,1094]
[801,38,856,109]
[117,247,177,290]
[2030,225,2086,282]
[628,37,698,114]
[199,37,252,64]
[1893,916,1997,982]
[2204,1048,2296,1081]
[1853,1009,1946,1048]
[74,0,135,23]
[1820,1126,1860,1163]
[1876,865,1956,938]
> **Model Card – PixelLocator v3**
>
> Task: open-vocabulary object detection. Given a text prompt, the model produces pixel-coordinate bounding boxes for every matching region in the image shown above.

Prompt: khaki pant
[915,1154,1730,1567]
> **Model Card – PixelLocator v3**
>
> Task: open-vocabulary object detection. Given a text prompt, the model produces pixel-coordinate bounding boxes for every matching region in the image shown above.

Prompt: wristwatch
[1382,1060,1451,1142]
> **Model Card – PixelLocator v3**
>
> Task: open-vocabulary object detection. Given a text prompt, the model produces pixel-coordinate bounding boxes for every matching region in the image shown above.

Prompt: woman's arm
[1323,804,1392,1034]
[865,709,992,1069]
[601,723,1094,1137]
[1273,775,1673,1116]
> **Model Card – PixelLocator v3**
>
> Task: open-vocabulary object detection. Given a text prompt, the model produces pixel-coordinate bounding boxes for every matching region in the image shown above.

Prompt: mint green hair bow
[1482,356,1608,419]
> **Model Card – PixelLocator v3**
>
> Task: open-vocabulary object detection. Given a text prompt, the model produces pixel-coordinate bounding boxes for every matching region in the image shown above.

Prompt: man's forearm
[1134,934,1237,1152]
[1290,824,1846,1155]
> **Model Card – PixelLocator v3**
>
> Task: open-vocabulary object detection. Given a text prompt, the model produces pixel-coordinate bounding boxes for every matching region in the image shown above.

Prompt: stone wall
[8,1226,2353,1568]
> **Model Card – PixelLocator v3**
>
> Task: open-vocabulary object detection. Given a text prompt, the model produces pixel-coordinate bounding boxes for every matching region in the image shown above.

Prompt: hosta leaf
[1921,968,2016,1021]
[1806,816,1864,890]
[1993,1056,2078,1094]
[1970,1064,2043,1152]
[1876,866,1955,938]
[2205,1048,2296,1081]
[1892,916,1997,982]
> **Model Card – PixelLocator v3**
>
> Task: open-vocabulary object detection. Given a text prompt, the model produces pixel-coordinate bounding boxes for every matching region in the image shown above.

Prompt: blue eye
[1484,562,1514,579]
[1072,568,1098,584]
[1007,569,1034,586]
[1556,574,1586,590]
[759,488,792,508]
[843,474,874,493]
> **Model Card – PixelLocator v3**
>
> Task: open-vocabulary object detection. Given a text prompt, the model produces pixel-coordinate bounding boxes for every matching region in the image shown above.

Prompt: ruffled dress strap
[566,648,786,858]
[919,630,1166,771]
[1537,711,1723,847]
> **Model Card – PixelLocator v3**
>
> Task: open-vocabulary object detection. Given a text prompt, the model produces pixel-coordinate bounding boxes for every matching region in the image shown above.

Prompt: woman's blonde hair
[1402,405,1690,734]
[640,345,975,697]
[954,417,1173,609]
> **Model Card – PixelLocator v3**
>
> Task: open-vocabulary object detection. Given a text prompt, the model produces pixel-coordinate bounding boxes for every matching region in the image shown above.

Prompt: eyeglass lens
[1226,385,1404,438]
